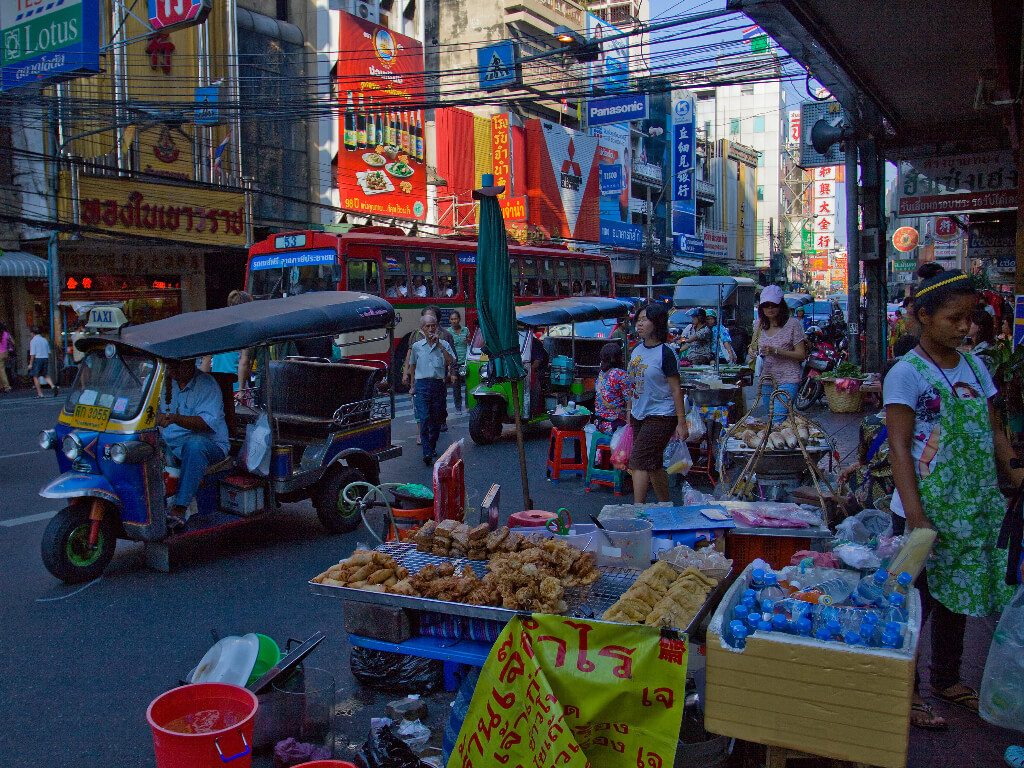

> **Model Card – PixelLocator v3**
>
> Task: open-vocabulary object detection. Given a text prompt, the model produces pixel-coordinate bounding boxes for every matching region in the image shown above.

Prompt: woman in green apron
[885,269,1022,730]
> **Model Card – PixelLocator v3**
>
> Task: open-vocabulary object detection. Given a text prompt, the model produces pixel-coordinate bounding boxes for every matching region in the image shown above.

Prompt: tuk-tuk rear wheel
[41,505,116,584]
[315,466,367,534]
[469,403,504,445]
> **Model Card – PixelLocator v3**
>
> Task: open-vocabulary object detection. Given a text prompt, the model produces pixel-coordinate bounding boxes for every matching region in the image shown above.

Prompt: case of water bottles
[704,561,921,768]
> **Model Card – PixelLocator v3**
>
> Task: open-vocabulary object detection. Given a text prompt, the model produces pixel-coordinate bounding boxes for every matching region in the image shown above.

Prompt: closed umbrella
[474,174,532,509]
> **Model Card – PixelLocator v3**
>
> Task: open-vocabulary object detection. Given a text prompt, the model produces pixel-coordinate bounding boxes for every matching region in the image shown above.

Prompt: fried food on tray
[602,561,720,629]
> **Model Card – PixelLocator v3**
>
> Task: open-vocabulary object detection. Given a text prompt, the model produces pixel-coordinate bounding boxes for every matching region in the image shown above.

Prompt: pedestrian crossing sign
[478,41,520,91]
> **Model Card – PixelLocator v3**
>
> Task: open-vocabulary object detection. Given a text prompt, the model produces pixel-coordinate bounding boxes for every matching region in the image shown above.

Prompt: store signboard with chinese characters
[1,0,101,90]
[336,12,426,221]
[671,90,698,254]
[59,174,246,247]
[897,151,1017,216]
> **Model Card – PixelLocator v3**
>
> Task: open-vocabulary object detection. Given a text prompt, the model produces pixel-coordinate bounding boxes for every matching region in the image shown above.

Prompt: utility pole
[844,143,861,367]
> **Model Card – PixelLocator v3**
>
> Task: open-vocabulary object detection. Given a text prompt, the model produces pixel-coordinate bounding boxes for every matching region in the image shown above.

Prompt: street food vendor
[678,309,713,365]
[594,342,627,435]
[755,285,807,423]
[157,359,230,527]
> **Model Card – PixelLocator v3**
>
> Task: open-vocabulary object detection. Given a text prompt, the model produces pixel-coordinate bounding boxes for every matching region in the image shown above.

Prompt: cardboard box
[704,564,920,768]
[219,475,265,516]
[343,602,412,643]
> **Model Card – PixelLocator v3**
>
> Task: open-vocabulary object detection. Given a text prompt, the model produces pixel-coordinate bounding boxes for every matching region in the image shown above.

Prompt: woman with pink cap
[756,284,807,422]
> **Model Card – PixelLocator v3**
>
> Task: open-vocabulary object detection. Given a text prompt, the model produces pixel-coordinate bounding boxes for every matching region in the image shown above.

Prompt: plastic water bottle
[881,630,901,649]
[727,619,747,648]
[843,630,862,645]
[795,616,813,637]
[746,612,761,632]
[776,598,811,623]
[732,624,748,650]
[758,573,786,605]
[883,593,909,626]
[888,571,914,596]
[750,568,767,591]
[757,615,773,632]
[853,569,890,607]
[759,598,777,615]
[741,588,758,605]
[771,613,791,633]
[795,577,855,606]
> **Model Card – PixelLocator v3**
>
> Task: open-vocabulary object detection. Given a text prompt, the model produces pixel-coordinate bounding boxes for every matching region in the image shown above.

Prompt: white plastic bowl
[189,634,259,686]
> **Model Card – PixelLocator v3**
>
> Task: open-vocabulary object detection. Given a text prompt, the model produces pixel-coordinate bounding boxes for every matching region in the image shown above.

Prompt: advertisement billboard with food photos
[336,12,426,221]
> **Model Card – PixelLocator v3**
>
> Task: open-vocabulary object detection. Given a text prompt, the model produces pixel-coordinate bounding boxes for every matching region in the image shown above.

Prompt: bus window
[581,262,599,295]
[569,262,585,296]
[409,250,433,297]
[540,259,557,297]
[597,262,612,296]
[555,260,571,296]
[346,259,379,294]
[519,257,541,297]
[382,248,408,298]
[435,252,458,297]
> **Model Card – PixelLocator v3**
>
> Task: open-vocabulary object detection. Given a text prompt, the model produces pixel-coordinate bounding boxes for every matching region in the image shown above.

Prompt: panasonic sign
[586,94,648,127]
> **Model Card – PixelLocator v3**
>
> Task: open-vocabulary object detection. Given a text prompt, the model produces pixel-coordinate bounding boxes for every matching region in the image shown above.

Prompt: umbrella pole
[510,378,533,510]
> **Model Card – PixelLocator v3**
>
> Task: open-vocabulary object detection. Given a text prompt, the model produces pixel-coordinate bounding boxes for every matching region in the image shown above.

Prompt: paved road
[0,389,625,767]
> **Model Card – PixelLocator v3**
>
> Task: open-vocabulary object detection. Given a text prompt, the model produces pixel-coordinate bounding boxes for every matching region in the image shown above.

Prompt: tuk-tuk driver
[156,359,230,526]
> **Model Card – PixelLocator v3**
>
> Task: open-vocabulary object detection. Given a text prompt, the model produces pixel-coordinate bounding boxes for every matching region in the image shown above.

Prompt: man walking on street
[29,326,58,398]
[407,313,455,465]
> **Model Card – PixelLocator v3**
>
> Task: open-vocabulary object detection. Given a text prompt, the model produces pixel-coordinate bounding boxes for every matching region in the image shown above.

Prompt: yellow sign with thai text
[449,615,688,768]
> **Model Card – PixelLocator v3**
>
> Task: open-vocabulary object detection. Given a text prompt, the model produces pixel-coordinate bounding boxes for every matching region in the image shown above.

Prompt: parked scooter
[795,325,846,410]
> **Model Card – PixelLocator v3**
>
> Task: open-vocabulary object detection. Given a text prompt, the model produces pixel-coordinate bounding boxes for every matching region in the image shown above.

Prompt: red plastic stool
[546,427,587,483]
[509,509,556,527]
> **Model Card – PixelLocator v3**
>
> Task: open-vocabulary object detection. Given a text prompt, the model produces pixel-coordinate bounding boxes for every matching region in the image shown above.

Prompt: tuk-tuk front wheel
[469,403,504,445]
[41,505,116,584]
[315,466,367,534]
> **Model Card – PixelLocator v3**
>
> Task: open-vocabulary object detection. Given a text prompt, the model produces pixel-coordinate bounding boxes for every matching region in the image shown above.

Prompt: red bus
[246,227,615,378]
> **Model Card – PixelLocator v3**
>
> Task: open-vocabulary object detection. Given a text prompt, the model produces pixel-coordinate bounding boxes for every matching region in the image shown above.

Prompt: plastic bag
[243,412,272,476]
[273,738,330,768]
[980,585,1024,731]
[663,438,693,475]
[835,508,893,545]
[395,718,431,754]
[354,723,433,768]
[609,423,633,470]
[685,409,706,442]
[350,648,443,694]
[834,542,882,570]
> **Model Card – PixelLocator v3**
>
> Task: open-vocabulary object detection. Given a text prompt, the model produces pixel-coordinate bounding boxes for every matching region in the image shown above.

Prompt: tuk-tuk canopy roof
[673,276,755,308]
[78,292,394,360]
[515,297,632,327]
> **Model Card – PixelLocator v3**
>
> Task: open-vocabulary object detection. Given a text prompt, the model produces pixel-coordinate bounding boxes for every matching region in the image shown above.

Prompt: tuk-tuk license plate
[74,404,111,430]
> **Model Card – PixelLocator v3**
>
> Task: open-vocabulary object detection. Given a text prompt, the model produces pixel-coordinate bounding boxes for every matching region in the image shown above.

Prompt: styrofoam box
[704,562,920,768]
[219,479,265,516]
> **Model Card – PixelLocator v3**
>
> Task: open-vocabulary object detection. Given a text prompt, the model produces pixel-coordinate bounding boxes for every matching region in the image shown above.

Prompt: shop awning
[0,251,48,278]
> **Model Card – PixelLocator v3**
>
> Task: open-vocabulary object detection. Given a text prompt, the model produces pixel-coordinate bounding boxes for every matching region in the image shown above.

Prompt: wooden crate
[704,566,920,768]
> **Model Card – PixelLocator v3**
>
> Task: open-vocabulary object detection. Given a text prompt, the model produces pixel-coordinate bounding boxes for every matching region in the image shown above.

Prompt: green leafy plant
[978,340,1024,416]
[821,361,864,380]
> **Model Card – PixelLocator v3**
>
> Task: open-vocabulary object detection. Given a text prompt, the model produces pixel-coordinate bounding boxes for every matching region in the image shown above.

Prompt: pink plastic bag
[610,424,633,470]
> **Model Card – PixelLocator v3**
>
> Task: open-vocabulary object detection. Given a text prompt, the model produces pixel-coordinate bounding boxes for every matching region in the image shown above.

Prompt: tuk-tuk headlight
[62,433,84,461]
[39,429,57,450]
[108,441,153,464]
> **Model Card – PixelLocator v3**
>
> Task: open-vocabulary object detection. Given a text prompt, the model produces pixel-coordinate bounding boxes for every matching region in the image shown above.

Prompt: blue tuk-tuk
[37,292,401,582]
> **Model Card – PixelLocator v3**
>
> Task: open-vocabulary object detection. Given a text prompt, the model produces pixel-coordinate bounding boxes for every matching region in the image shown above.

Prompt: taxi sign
[74,404,111,430]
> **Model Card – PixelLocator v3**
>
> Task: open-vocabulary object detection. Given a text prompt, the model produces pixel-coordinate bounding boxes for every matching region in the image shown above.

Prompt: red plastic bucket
[292,762,357,768]
[147,683,258,768]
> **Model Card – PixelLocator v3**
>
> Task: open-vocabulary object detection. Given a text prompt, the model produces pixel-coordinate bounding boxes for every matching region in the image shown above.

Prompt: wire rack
[309,541,644,624]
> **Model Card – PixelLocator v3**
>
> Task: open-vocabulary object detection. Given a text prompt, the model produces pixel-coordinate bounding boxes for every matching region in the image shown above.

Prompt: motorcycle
[795,326,845,410]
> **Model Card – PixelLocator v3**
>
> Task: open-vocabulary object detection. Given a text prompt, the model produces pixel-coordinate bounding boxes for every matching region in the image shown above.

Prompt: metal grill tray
[309,542,725,634]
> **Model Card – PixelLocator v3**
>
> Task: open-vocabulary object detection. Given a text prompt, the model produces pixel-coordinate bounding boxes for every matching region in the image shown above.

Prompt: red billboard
[525,119,601,242]
[336,13,426,221]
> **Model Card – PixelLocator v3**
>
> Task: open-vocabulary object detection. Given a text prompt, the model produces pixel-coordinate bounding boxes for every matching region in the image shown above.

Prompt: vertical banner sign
[591,122,641,248]
[449,616,688,768]
[672,90,698,250]
[1,0,101,90]
[492,113,527,222]
[336,11,426,221]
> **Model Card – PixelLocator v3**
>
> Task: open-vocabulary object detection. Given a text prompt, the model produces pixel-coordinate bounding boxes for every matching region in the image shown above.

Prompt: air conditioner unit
[329,0,380,22]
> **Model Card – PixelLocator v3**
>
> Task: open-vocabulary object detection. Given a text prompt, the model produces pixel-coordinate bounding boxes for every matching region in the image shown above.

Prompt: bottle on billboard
[400,112,411,154]
[344,91,357,151]
[357,94,367,149]
[413,112,424,161]
[366,99,376,149]
[384,110,394,147]
[391,111,401,149]
[375,103,385,147]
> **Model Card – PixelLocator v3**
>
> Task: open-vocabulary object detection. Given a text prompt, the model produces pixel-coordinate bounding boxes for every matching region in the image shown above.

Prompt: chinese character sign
[671,92,695,203]
[449,615,688,768]
[492,113,512,199]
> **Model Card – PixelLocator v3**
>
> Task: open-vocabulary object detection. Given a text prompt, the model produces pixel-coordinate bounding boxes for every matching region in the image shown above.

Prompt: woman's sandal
[910,699,948,730]
[1006,746,1024,768]
[935,683,980,713]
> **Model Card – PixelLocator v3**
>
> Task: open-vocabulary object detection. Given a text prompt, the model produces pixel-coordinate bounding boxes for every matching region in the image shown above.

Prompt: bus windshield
[248,249,340,298]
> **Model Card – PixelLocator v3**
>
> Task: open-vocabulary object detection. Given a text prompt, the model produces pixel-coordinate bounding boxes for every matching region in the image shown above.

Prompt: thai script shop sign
[1,0,101,90]
[60,175,247,247]
[897,151,1017,216]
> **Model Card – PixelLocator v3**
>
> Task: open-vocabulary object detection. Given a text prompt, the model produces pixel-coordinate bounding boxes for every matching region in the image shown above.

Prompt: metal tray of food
[309,542,729,635]
[309,541,643,624]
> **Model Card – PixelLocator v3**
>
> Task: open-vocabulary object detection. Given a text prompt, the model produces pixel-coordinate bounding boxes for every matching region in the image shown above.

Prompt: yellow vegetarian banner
[449,615,688,768]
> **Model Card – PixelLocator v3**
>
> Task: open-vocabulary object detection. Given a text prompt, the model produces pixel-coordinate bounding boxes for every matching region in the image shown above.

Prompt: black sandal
[935,684,980,713]
[910,700,948,730]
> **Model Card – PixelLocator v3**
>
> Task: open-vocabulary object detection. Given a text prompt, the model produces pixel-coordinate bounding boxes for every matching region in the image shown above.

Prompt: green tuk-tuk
[465,297,632,445]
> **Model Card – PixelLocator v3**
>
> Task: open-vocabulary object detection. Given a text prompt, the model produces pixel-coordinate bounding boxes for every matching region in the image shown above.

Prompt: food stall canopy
[78,291,394,360]
[515,297,633,327]
[727,0,1018,148]
[673,277,755,308]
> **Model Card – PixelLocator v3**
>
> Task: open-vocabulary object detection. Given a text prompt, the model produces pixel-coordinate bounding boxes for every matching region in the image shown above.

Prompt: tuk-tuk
[37,292,401,583]
[465,297,632,445]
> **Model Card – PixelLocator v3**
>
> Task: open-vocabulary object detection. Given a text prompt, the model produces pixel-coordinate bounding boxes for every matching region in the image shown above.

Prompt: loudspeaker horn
[810,119,850,155]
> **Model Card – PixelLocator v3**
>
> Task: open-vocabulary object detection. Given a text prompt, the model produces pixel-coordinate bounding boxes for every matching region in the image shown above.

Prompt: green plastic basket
[247,633,281,686]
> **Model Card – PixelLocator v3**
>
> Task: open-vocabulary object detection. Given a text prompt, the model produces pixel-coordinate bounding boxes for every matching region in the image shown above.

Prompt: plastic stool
[546,427,587,483]
[585,431,623,495]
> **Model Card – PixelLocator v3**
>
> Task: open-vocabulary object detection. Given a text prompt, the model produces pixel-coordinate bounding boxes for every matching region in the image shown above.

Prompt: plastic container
[550,356,575,387]
[190,634,260,686]
[853,569,891,607]
[980,586,1024,731]
[757,574,786,604]
[508,509,556,528]
[600,517,653,569]
[247,634,281,687]
[148,683,258,768]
